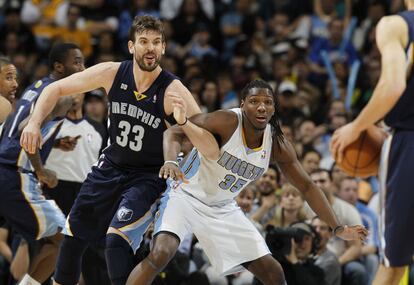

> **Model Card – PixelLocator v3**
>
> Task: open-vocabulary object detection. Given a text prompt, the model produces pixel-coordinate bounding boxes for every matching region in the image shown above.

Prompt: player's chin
[253,122,267,131]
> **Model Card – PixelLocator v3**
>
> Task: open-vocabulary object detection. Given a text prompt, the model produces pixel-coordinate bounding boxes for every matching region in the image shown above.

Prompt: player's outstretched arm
[166,90,237,160]
[21,62,119,154]
[331,15,407,162]
[273,138,368,242]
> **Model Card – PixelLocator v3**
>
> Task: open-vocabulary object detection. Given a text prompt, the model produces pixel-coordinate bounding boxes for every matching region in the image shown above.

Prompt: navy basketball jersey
[0,77,63,170]
[104,60,177,171]
[385,11,414,130]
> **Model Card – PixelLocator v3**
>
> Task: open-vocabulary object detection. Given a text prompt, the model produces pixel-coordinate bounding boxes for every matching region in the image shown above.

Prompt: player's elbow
[382,80,406,99]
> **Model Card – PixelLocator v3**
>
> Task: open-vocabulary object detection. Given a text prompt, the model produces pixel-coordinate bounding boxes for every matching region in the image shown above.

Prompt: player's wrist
[333,225,345,236]
[164,160,179,167]
[177,117,188,126]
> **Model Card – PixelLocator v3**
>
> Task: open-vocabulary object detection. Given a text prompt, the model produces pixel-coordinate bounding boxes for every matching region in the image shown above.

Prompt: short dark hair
[48,42,80,69]
[241,79,284,145]
[0,56,12,72]
[310,168,332,180]
[300,147,322,161]
[128,15,165,42]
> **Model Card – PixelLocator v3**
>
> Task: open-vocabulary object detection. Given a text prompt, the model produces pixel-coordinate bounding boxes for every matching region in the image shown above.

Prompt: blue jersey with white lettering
[0,77,63,170]
[385,11,414,130]
[104,60,177,171]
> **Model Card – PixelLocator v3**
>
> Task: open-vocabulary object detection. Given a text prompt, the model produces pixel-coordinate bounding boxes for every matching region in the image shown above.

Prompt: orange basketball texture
[335,127,385,178]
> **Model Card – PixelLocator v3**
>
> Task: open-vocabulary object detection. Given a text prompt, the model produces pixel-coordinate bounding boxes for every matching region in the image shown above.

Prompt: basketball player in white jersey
[126,80,368,285]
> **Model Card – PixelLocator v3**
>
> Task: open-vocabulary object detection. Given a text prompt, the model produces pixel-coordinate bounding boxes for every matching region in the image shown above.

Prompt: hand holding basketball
[330,122,362,164]
[331,124,386,177]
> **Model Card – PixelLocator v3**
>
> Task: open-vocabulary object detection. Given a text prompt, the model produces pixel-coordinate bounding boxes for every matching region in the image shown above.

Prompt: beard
[135,52,161,72]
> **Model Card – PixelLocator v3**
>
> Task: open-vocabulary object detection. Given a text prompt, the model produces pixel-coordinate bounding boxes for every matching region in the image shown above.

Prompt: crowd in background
[0,0,412,284]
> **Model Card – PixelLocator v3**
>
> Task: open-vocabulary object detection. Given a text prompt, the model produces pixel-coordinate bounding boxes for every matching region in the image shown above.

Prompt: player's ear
[240,100,245,108]
[128,40,134,54]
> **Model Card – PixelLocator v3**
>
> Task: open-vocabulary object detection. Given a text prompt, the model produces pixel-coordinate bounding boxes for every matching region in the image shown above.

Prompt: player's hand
[54,135,81,151]
[159,161,188,183]
[36,168,58,188]
[335,225,368,242]
[20,121,43,154]
[330,122,361,163]
[166,92,187,125]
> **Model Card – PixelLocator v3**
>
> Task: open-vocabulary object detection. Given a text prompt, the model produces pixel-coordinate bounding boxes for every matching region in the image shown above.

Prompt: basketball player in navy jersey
[21,15,200,285]
[0,43,85,285]
[126,80,367,285]
[331,1,414,284]
[0,57,18,124]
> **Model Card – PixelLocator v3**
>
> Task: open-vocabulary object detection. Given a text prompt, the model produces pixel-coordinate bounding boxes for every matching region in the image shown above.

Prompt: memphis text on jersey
[111,101,161,129]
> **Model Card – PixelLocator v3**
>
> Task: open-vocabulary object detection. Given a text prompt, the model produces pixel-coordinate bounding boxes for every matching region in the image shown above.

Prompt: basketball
[334,126,386,178]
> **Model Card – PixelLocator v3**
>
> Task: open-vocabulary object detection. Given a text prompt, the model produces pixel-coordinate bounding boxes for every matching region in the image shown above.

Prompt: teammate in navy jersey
[0,43,85,285]
[331,1,414,284]
[127,80,367,285]
[21,15,200,285]
[0,57,17,124]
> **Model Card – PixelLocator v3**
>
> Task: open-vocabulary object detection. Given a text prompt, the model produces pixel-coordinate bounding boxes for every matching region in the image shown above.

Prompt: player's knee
[105,233,134,284]
[54,236,88,285]
[148,241,177,269]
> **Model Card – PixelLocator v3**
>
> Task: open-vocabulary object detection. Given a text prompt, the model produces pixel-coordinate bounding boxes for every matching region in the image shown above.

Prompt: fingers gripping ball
[334,127,384,178]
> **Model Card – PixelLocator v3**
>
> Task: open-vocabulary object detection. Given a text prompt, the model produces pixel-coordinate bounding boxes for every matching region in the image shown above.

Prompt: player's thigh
[383,131,414,266]
[193,205,270,274]
[0,169,65,241]
[109,174,166,251]
[65,158,125,241]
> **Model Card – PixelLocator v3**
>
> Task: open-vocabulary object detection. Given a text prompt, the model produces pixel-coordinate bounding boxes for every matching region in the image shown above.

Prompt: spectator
[84,89,108,125]
[309,18,359,77]
[171,0,212,46]
[269,184,307,228]
[300,148,321,175]
[312,216,342,285]
[251,164,280,226]
[277,80,305,126]
[262,222,325,285]
[54,4,93,59]
[200,80,220,113]
[310,169,367,285]
[20,0,69,50]
[338,177,379,285]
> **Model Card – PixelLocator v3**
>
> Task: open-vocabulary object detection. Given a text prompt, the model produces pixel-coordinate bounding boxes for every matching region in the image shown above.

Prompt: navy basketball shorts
[379,130,414,267]
[0,165,66,241]
[63,156,166,252]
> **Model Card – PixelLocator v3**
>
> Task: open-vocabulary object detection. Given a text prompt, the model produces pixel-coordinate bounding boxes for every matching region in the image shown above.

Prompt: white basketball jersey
[178,108,272,205]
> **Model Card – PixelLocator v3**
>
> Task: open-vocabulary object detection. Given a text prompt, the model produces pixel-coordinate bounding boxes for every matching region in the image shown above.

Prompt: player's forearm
[339,242,361,265]
[181,120,220,160]
[26,150,44,173]
[28,84,62,126]
[0,243,12,263]
[353,81,405,132]
[361,244,377,255]
[303,184,340,229]
[163,127,184,162]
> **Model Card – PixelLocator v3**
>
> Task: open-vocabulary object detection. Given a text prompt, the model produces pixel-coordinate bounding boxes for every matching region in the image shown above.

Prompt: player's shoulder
[165,78,186,92]
[94,61,122,72]
[377,15,408,34]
